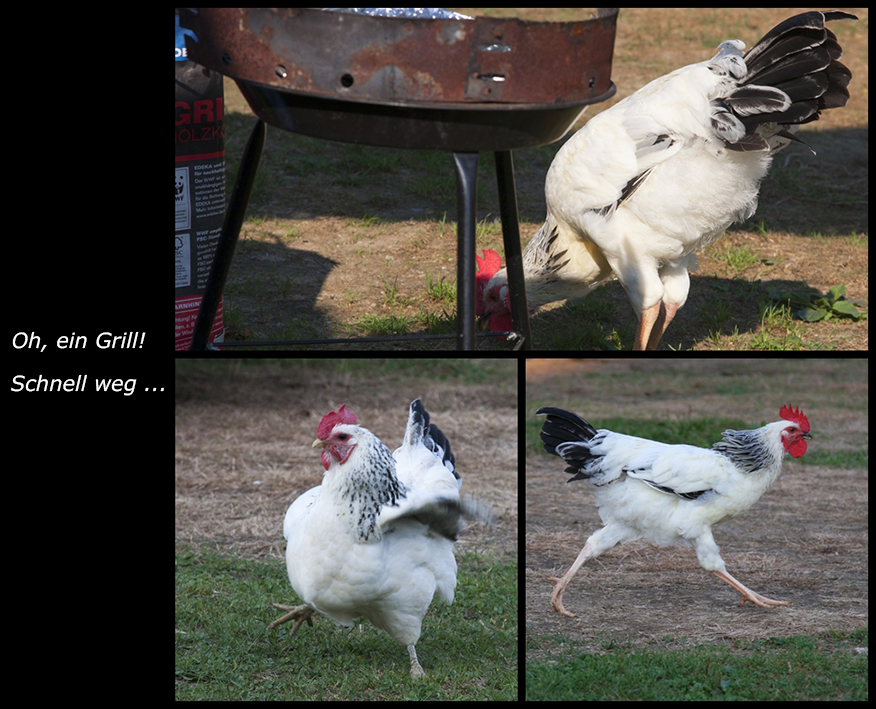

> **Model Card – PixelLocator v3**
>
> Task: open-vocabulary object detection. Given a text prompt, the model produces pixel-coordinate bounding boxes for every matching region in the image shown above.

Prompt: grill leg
[190,119,267,351]
[452,152,479,350]
[494,151,532,350]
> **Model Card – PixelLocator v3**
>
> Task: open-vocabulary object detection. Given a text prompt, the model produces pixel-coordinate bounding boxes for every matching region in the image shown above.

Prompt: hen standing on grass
[478,11,856,349]
[537,405,811,617]
[268,399,492,678]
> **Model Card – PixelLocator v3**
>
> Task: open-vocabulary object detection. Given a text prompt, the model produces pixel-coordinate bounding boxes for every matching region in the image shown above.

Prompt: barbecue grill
[182,7,618,350]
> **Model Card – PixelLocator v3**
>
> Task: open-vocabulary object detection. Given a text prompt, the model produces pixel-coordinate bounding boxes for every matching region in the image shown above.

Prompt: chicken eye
[337,434,348,440]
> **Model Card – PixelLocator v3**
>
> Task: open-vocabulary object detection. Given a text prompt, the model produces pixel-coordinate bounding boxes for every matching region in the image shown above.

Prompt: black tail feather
[738,10,856,132]
[407,398,458,483]
[536,407,597,455]
[537,407,600,483]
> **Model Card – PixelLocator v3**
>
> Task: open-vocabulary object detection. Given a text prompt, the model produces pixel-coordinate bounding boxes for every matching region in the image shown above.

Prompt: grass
[175,546,518,699]
[175,357,518,388]
[525,630,868,700]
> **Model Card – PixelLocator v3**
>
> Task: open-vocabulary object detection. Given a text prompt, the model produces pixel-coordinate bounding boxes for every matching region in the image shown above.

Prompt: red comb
[779,405,809,432]
[476,249,503,316]
[317,403,357,440]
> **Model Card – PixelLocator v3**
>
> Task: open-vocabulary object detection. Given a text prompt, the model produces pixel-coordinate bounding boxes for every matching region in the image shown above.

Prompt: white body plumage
[272,399,486,677]
[479,11,855,350]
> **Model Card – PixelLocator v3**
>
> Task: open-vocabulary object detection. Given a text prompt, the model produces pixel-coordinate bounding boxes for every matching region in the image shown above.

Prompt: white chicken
[537,405,811,617]
[267,399,491,677]
[478,11,856,349]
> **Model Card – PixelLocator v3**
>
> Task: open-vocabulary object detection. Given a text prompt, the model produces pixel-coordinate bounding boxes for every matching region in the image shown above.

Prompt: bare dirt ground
[215,8,868,350]
[524,359,868,662]
[175,361,518,563]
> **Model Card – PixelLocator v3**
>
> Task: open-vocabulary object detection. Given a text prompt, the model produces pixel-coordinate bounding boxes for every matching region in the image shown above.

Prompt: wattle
[787,438,808,458]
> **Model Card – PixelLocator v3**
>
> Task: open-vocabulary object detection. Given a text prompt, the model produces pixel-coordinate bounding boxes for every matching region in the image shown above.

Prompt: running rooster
[537,405,811,617]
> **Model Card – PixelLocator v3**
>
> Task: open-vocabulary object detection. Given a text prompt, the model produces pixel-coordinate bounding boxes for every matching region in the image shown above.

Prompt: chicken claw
[548,576,577,618]
[267,603,314,638]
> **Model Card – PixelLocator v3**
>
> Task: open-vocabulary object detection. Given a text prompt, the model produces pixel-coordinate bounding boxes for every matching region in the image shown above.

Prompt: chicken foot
[407,644,425,678]
[547,541,595,618]
[713,570,789,609]
[267,603,315,637]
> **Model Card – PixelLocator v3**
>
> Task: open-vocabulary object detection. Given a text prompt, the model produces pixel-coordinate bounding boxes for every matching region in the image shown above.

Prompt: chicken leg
[713,570,789,609]
[267,603,315,637]
[547,541,594,618]
[634,301,680,350]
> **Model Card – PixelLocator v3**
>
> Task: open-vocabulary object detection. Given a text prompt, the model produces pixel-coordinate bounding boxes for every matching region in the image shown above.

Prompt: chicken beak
[801,431,812,440]
[312,438,326,448]
[477,312,491,331]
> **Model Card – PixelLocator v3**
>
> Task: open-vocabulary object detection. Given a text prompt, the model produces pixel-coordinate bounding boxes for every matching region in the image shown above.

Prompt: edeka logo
[175,14,198,62]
